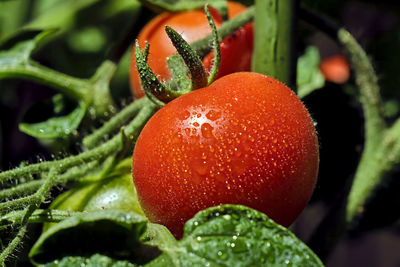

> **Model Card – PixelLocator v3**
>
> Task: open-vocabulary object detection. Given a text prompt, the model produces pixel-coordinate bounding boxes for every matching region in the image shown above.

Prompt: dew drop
[231,238,247,253]
[206,109,221,121]
[192,240,200,250]
[184,128,191,136]
[217,251,228,260]
[201,123,214,138]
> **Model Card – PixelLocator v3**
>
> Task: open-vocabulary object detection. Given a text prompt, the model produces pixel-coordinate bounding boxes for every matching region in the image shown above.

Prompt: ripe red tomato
[129,2,253,99]
[132,72,319,238]
[319,55,350,84]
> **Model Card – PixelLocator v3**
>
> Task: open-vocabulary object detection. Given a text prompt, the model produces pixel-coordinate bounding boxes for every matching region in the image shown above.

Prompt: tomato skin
[319,55,350,84]
[132,72,319,238]
[130,2,253,99]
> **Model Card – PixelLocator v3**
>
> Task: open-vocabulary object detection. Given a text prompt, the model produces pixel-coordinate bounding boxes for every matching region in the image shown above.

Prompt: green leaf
[19,96,87,139]
[297,46,325,99]
[41,253,138,267]
[146,205,324,267]
[29,210,148,265]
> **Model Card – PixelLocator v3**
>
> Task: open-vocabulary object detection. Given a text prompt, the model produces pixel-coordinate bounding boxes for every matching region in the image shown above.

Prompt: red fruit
[132,72,319,237]
[319,55,350,84]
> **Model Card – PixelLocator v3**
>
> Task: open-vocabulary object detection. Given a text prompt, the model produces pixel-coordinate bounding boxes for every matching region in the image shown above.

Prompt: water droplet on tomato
[205,109,221,121]
[179,110,190,120]
[201,123,214,138]
[184,128,191,136]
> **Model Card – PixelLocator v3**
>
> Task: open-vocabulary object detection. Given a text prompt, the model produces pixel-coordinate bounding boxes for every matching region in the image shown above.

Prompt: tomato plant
[132,72,319,237]
[2,0,400,266]
[129,1,253,99]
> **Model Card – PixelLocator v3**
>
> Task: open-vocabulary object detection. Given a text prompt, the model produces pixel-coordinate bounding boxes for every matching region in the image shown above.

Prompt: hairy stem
[0,167,58,265]
[1,209,80,228]
[338,29,386,146]
[347,119,400,223]
[83,97,149,149]
[0,100,155,185]
[0,161,100,202]
[0,221,29,265]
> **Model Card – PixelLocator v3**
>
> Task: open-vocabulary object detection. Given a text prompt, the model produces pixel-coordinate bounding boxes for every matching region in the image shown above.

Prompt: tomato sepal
[164,25,208,90]
[134,40,178,106]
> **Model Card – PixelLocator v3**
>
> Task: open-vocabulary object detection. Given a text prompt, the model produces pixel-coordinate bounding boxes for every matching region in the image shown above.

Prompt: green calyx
[134,5,222,107]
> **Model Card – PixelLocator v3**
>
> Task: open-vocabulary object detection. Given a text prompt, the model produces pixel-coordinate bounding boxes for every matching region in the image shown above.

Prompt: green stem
[0,161,100,202]
[0,60,117,119]
[83,97,149,149]
[338,29,386,147]
[191,6,255,57]
[0,194,36,213]
[0,220,28,265]
[123,99,156,137]
[0,180,42,202]
[0,209,80,228]
[0,167,58,265]
[346,119,400,223]
[89,60,117,117]
[336,30,389,224]
[252,0,295,86]
[0,61,88,101]
[0,101,155,185]
[0,161,53,183]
